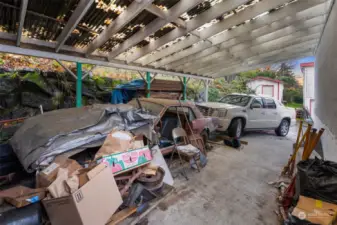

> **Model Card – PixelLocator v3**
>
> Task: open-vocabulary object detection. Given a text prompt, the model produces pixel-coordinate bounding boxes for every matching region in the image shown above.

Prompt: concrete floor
[147,128,297,225]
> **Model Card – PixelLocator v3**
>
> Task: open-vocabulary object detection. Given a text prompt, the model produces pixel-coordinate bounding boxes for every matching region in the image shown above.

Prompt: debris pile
[0,100,209,224]
[273,121,337,225]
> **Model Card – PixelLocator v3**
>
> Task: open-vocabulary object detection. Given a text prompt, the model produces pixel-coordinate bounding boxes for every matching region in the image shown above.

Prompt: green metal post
[183,76,187,101]
[146,72,151,98]
[76,62,82,107]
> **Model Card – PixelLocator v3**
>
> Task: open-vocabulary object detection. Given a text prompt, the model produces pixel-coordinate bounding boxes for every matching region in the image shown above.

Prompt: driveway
[147,127,297,225]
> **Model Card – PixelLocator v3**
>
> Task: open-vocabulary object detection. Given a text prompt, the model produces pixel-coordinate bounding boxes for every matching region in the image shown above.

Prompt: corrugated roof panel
[99,9,157,52]
[20,0,79,41]
[27,0,79,20]
[153,0,180,9]
[0,1,21,34]
[180,0,224,21]
[65,1,123,48]
[151,23,176,40]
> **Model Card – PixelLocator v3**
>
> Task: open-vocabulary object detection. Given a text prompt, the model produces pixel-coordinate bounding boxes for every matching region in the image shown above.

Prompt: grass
[286,102,303,109]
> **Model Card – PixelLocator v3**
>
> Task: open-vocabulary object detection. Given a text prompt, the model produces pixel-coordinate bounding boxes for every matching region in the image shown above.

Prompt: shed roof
[249,76,283,84]
[300,62,315,68]
[0,0,332,79]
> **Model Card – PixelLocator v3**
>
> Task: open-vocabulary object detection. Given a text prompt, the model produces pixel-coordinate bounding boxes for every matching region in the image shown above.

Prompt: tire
[275,119,290,136]
[228,118,243,138]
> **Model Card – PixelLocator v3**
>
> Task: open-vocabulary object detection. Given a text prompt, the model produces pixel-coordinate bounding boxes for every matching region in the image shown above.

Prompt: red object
[300,62,315,74]
[300,62,315,68]
[282,176,296,212]
[0,117,26,124]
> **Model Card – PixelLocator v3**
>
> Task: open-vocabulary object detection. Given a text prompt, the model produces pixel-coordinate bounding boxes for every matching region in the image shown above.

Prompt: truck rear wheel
[275,119,290,136]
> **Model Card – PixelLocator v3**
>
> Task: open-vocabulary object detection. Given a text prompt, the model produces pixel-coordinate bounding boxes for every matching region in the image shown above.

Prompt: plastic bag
[297,158,337,204]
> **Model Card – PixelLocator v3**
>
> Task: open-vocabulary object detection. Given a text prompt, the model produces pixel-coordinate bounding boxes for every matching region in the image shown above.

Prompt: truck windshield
[219,95,251,106]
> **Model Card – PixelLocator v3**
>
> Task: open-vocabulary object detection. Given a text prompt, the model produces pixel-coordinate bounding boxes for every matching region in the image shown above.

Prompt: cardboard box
[98,146,152,175]
[43,166,122,225]
[37,157,82,188]
[292,196,337,225]
[0,186,46,208]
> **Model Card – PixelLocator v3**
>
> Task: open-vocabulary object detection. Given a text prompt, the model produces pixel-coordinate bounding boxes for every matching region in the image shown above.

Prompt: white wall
[315,0,337,161]
[303,66,315,114]
[247,79,284,101]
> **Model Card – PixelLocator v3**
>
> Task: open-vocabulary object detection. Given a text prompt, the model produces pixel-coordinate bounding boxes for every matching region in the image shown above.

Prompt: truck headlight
[214,109,227,117]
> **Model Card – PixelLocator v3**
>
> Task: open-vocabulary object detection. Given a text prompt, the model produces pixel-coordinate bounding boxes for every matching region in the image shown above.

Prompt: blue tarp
[111,79,145,104]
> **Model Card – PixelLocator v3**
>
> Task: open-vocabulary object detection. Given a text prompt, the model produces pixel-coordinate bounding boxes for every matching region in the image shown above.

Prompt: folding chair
[169,128,201,180]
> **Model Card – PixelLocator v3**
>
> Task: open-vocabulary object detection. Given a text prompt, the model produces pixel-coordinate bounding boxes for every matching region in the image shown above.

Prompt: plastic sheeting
[297,158,337,204]
[10,104,156,172]
[111,79,145,104]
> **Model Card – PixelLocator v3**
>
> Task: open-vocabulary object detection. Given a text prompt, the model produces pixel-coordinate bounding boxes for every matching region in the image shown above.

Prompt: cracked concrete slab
[147,127,297,225]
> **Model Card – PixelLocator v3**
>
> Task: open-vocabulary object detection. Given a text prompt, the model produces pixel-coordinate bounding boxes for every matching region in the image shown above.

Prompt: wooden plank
[106,207,137,225]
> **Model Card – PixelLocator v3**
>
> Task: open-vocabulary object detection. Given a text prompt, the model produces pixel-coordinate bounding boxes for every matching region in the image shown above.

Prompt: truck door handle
[261,112,266,115]
[273,112,277,115]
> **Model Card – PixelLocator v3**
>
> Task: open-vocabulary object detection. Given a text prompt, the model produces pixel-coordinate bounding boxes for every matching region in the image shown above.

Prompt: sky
[291,56,316,76]
[272,56,315,77]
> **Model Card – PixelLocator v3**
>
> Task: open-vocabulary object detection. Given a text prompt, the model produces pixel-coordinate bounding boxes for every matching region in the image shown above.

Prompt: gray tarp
[10,104,156,172]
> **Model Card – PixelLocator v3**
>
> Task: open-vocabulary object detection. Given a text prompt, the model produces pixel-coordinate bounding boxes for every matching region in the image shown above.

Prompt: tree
[276,63,295,77]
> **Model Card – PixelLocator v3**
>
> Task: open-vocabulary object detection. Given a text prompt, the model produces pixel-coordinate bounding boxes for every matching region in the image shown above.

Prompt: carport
[0,0,331,106]
[1,0,337,224]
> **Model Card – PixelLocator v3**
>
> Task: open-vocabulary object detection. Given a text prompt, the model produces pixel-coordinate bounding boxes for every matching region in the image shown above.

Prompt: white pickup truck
[196,94,296,138]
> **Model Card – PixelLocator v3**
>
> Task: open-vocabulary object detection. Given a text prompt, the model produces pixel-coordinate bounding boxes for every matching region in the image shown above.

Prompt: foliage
[204,62,303,104]
[92,75,106,86]
[286,102,303,109]
[283,86,303,104]
[0,72,18,78]
[51,92,64,108]
[186,79,204,100]
[22,71,47,89]
[208,87,220,102]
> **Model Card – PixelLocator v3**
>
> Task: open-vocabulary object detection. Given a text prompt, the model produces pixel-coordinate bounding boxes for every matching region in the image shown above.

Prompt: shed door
[262,85,274,97]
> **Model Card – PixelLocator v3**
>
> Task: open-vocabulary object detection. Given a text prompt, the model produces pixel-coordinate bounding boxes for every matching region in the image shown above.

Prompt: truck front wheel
[228,118,243,138]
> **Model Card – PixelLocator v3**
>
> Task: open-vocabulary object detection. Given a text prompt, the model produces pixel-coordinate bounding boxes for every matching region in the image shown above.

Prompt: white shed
[247,77,284,101]
[301,62,315,115]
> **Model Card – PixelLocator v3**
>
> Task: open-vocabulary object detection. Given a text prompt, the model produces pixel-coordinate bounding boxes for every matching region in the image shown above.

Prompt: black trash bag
[0,203,44,225]
[297,158,337,204]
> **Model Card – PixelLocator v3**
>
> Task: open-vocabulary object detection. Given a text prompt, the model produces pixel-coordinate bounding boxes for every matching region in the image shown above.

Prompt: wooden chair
[170,128,201,180]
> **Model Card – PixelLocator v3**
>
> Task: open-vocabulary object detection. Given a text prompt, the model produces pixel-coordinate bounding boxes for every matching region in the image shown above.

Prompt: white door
[262,98,279,128]
[246,97,266,128]
[262,85,274,97]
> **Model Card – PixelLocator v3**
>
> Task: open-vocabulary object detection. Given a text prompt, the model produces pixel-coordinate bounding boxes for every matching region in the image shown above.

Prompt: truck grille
[196,106,214,116]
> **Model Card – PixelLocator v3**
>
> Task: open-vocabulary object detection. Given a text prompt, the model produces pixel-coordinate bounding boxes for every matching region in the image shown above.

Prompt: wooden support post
[76,62,82,107]
[146,71,151,98]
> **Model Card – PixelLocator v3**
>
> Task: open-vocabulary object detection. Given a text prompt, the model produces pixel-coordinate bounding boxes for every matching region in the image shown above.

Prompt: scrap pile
[0,104,178,225]
[274,121,337,225]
